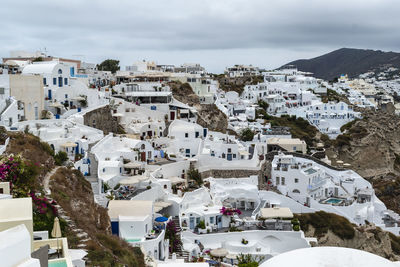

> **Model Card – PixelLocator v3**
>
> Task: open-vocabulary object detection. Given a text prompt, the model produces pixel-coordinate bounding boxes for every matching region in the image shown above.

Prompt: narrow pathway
[43,166,61,194]
[43,166,91,249]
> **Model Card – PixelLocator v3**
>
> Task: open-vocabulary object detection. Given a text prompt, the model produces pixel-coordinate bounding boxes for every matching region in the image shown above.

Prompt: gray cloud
[1,0,400,72]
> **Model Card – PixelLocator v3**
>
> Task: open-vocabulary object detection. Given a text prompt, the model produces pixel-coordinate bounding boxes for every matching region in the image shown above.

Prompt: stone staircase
[168,217,189,261]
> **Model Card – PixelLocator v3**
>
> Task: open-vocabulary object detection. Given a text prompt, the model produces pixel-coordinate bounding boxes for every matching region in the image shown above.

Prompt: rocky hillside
[283,48,400,80]
[296,211,400,261]
[3,131,145,266]
[169,81,228,132]
[50,167,145,266]
[214,75,264,95]
[324,108,400,214]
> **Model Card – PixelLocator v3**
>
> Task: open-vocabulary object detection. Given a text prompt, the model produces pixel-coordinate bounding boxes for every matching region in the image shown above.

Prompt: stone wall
[83,105,120,135]
[200,169,259,179]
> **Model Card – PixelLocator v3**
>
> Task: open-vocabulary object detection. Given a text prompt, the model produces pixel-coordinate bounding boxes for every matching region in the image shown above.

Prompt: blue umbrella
[155,216,168,222]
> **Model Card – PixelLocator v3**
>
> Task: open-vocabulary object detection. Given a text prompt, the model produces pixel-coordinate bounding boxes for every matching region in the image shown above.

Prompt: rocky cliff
[325,108,400,214]
[170,81,228,132]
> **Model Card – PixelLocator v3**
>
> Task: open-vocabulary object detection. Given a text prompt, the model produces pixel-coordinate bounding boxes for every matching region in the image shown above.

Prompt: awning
[49,102,64,108]
[119,175,148,185]
[72,96,85,101]
[112,113,124,117]
[123,162,142,169]
[210,248,228,258]
[60,142,77,148]
[259,207,293,219]
[154,201,172,209]
[168,176,185,185]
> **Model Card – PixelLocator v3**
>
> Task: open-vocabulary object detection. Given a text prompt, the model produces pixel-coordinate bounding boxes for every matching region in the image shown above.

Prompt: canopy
[72,96,85,101]
[210,248,228,258]
[226,254,237,260]
[49,102,64,108]
[123,162,142,169]
[119,175,148,185]
[168,176,185,185]
[259,207,293,219]
[51,217,62,238]
[155,216,168,222]
[154,201,172,209]
[60,141,77,148]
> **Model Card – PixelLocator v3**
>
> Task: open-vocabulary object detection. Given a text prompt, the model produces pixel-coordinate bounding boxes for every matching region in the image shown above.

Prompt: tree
[97,59,120,74]
[236,253,265,267]
[187,167,203,186]
[240,128,254,142]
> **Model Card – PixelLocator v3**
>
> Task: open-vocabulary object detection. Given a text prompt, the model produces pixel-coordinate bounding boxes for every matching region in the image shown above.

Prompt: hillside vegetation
[283,48,400,80]
[296,211,400,261]
[3,131,145,267]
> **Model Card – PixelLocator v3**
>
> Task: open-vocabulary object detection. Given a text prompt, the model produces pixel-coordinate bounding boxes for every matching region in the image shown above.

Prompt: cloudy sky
[1,0,399,72]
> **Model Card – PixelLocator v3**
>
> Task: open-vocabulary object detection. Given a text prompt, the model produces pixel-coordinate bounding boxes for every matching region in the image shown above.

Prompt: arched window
[292,189,300,194]
[58,69,62,74]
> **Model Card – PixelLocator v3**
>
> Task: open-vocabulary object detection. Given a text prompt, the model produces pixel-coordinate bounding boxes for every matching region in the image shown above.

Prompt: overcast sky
[1,0,399,72]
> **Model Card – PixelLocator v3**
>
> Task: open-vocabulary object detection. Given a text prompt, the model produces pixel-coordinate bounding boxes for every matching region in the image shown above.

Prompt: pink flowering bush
[0,155,39,197]
[220,206,242,216]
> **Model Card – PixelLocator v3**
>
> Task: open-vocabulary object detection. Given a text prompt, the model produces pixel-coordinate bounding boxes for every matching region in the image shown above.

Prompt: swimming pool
[324,198,343,204]
[48,259,68,267]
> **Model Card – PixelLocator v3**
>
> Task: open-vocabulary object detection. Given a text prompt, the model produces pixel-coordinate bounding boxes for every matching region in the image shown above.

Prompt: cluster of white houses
[3,52,400,266]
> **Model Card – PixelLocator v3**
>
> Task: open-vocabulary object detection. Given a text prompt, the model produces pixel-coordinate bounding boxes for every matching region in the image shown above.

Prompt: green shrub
[240,128,255,142]
[295,211,355,240]
[54,151,68,165]
[197,220,206,229]
[188,167,203,186]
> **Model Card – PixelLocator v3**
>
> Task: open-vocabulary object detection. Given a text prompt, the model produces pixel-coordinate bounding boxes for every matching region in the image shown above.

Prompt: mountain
[282,48,400,80]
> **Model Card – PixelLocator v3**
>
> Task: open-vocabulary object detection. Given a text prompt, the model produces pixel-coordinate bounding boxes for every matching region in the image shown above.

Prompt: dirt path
[43,166,62,194]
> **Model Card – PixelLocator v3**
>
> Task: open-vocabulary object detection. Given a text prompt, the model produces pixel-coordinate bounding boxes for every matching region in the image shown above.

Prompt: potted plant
[241,238,249,245]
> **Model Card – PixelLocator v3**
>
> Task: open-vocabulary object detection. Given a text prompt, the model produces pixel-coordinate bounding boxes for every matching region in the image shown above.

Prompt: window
[64,78,68,85]
[195,131,199,138]
[210,217,214,224]
[59,77,63,87]
[185,133,189,138]
[293,146,297,151]
[145,224,148,233]
[0,88,4,95]
[295,178,299,183]
[53,78,57,85]
[141,144,145,149]
[103,168,105,173]
[65,94,68,99]
[281,177,285,185]
[228,148,231,153]
[58,69,62,74]
[233,154,236,158]
[276,177,280,185]
[43,78,47,85]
